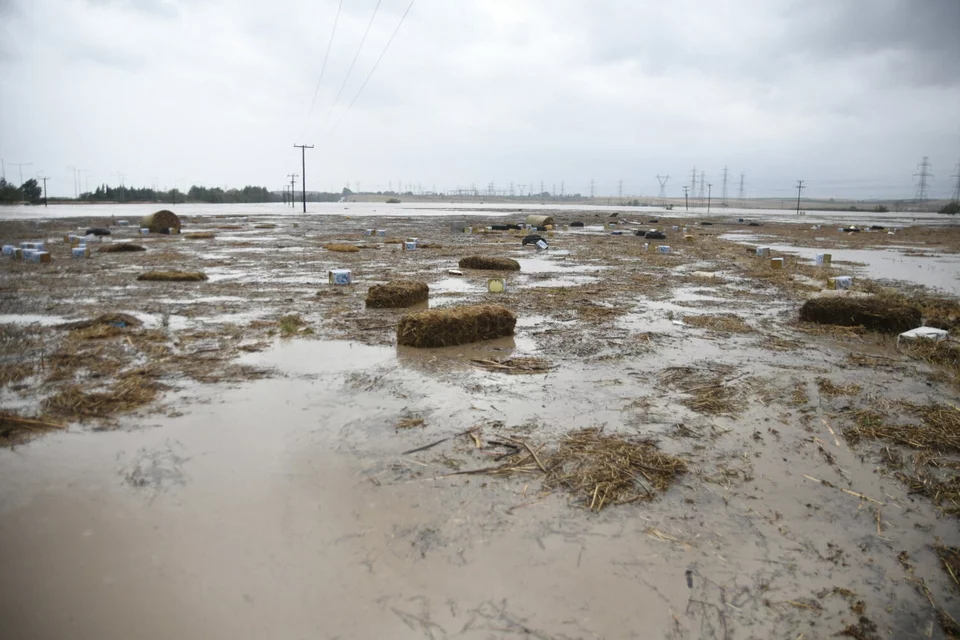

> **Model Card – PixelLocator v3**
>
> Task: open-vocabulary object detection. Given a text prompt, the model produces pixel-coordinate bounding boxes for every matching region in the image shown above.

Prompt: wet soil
[1,209,959,639]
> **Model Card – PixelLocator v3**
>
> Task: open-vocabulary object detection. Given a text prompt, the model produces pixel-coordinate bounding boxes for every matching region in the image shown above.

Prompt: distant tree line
[0,178,42,204]
[78,184,287,204]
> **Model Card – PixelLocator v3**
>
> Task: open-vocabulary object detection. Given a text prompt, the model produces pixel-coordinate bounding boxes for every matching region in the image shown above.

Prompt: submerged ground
[1,207,959,639]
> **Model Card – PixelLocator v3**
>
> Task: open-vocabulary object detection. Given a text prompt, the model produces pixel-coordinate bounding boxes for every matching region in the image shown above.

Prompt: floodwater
[721,231,960,295]
[2,209,960,638]
[1,200,954,227]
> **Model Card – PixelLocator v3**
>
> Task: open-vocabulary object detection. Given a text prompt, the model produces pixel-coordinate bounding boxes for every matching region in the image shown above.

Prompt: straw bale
[799,296,920,333]
[366,281,429,308]
[397,304,516,347]
[458,256,521,271]
[137,270,208,282]
[99,243,146,253]
[140,209,181,233]
[324,243,360,253]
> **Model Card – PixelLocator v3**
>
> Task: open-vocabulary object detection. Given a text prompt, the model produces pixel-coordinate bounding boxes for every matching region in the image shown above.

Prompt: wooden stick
[401,427,476,455]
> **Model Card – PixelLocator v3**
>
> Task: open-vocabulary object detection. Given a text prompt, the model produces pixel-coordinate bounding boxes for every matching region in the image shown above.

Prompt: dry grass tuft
[43,371,163,420]
[278,314,308,336]
[470,356,553,374]
[660,364,742,415]
[543,428,686,511]
[683,314,753,333]
[846,403,960,453]
[396,417,425,429]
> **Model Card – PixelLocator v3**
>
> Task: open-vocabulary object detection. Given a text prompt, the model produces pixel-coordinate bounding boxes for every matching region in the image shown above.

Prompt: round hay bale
[397,304,516,348]
[645,231,667,239]
[799,296,921,333]
[85,228,111,236]
[525,214,555,227]
[98,243,146,253]
[570,221,584,227]
[137,270,208,282]
[491,224,510,231]
[141,210,181,234]
[366,281,429,308]
[458,256,521,271]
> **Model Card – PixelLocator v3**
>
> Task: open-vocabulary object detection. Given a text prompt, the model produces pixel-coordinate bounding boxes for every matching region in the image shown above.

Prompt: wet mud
[1,208,959,638]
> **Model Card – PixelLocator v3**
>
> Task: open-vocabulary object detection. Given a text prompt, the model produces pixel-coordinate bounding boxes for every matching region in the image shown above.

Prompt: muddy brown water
[1,211,959,638]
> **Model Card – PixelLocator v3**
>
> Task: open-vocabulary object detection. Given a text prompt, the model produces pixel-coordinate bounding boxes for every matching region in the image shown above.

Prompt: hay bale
[137,270,208,282]
[397,304,516,347]
[98,243,146,253]
[366,280,429,308]
[324,243,360,253]
[522,234,543,246]
[525,214,555,227]
[85,228,111,236]
[140,209,181,234]
[183,232,216,239]
[569,221,584,227]
[799,296,921,333]
[459,256,521,271]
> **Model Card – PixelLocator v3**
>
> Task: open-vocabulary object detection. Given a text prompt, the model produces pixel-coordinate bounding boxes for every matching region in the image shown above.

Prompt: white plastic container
[816,253,832,267]
[657,246,671,254]
[898,327,948,342]
[755,247,770,257]
[536,239,548,251]
[140,228,150,235]
[376,229,386,237]
[23,249,51,263]
[404,241,417,251]
[1,245,16,256]
[20,241,45,251]
[328,269,352,285]
[770,257,784,269]
[72,246,91,258]
[364,229,374,236]
[118,220,129,226]
[672,225,680,232]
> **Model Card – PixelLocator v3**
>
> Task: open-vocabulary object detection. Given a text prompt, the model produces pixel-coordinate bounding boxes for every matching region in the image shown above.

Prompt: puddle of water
[516,257,607,274]
[240,339,395,376]
[430,277,480,293]
[521,276,599,288]
[0,314,67,326]
[721,235,960,294]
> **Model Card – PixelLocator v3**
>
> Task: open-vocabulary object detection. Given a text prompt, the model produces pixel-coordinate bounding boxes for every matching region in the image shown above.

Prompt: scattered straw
[683,314,753,333]
[542,428,686,511]
[396,417,425,429]
[816,377,862,397]
[98,243,146,253]
[799,296,921,333]
[278,314,308,337]
[0,411,65,447]
[43,371,162,420]
[470,357,553,374]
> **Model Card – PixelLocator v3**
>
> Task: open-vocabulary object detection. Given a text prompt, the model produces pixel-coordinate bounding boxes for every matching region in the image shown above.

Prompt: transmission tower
[721,166,728,205]
[690,167,697,201]
[656,174,670,205]
[618,180,623,202]
[697,171,706,204]
[914,156,932,202]
[560,181,564,197]
[590,179,595,199]
[738,172,745,208]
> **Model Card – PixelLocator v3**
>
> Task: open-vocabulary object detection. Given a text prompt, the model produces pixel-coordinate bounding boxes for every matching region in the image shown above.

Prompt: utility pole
[952,159,960,204]
[738,172,745,208]
[1,159,5,181]
[914,157,932,202]
[287,174,299,208]
[656,174,670,205]
[707,183,712,213]
[618,180,623,202]
[795,180,805,215]
[67,166,78,198]
[683,186,689,211]
[721,166,728,206]
[590,179,595,199]
[38,175,49,206]
[293,144,313,212]
[77,170,90,197]
[11,162,32,186]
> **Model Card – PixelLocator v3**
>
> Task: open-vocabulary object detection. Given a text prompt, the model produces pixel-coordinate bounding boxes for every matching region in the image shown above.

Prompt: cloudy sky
[1,0,958,199]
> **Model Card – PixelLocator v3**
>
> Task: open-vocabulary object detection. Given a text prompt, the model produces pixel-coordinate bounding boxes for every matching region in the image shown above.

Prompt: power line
[914,156,932,202]
[330,0,416,135]
[320,0,384,131]
[287,173,299,209]
[302,0,344,135]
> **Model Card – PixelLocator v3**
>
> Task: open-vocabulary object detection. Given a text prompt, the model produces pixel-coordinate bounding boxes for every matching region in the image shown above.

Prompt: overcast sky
[1,0,958,199]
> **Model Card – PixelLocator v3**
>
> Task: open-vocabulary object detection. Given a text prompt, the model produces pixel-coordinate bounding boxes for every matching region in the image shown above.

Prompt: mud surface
[1,207,959,639]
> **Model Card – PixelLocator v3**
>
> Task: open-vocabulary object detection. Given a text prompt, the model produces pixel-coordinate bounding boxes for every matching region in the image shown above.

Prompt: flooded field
[1,207,960,639]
